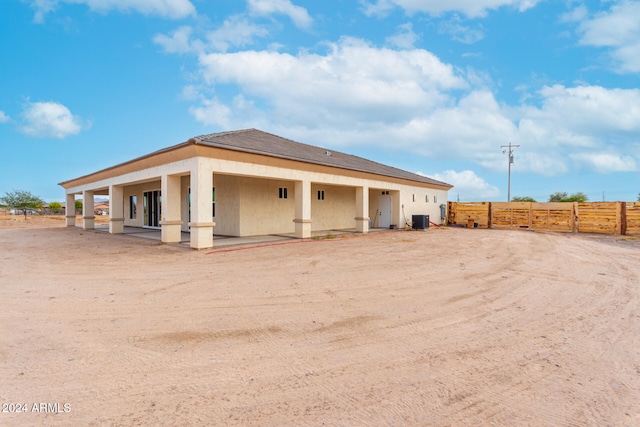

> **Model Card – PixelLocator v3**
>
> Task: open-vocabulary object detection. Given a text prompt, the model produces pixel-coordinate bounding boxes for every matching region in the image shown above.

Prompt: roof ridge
[190,128,451,188]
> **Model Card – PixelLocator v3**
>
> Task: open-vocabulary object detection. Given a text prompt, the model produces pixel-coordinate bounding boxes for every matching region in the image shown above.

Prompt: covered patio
[87,224,392,249]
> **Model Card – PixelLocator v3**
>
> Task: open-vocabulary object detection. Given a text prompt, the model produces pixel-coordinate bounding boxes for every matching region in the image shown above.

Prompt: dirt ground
[1,215,639,426]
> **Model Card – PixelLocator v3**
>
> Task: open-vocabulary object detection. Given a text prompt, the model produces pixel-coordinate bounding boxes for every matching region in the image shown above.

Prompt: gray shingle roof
[193,129,451,188]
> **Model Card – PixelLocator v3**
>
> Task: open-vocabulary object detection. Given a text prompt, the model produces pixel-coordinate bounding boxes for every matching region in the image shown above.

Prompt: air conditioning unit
[412,214,429,230]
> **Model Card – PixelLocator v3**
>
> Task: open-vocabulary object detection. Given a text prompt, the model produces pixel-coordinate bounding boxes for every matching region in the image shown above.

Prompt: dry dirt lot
[1,216,639,426]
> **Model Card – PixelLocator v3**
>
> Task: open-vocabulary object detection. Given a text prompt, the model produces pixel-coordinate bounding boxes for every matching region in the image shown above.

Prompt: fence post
[618,202,626,235]
[529,202,533,230]
[487,202,492,229]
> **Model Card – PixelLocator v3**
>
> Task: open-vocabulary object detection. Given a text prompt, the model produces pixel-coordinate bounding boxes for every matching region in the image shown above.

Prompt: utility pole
[501,142,520,202]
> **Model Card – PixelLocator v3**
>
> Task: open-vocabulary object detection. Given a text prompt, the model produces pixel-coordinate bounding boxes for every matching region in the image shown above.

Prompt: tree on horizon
[548,192,588,202]
[0,190,45,220]
[511,196,537,202]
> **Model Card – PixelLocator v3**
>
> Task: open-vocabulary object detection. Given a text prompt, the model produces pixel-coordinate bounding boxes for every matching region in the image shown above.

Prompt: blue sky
[1,0,639,203]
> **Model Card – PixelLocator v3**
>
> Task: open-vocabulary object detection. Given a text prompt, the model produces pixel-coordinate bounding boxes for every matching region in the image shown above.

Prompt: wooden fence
[448,201,640,235]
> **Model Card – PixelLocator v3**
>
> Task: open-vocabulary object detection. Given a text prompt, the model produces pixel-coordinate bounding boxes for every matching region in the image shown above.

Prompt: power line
[500,142,520,202]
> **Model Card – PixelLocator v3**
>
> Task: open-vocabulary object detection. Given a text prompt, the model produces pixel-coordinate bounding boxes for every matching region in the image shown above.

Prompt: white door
[378,195,392,228]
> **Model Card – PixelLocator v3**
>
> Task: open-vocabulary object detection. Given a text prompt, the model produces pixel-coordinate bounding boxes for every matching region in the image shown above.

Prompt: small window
[279,187,288,199]
[318,190,325,200]
[426,195,429,203]
[434,195,437,203]
[412,194,416,202]
[129,195,137,219]
[212,187,216,217]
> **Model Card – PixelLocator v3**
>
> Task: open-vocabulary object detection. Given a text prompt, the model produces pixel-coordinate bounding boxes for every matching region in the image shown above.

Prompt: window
[434,195,437,203]
[212,187,216,217]
[279,187,288,199]
[129,195,137,219]
[318,190,325,200]
[413,194,416,202]
[426,195,429,203]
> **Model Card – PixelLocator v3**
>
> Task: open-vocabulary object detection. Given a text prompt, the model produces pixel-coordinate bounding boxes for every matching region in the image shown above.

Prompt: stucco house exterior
[59,129,452,249]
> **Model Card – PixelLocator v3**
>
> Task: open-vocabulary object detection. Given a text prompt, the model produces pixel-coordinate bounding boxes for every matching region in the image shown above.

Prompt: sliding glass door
[143,190,161,228]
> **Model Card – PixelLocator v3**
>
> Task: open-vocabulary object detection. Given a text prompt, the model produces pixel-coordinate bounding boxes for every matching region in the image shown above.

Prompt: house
[94,201,110,216]
[59,129,453,249]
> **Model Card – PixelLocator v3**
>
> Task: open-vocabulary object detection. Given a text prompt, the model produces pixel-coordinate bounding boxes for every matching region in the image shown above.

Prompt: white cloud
[30,0,196,21]
[154,17,269,54]
[524,84,640,136]
[438,15,485,44]
[188,98,232,128]
[30,0,57,23]
[361,0,540,18]
[0,111,9,123]
[205,16,269,52]
[248,0,313,30]
[162,30,639,178]
[570,152,637,173]
[423,170,500,200]
[154,26,198,54]
[560,5,588,23]
[386,23,419,49]
[575,1,640,73]
[189,95,267,129]
[360,0,395,17]
[20,101,90,139]
[195,37,467,127]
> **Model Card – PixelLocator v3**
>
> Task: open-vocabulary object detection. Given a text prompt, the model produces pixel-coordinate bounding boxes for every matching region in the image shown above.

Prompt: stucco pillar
[294,180,312,239]
[189,161,215,249]
[392,191,401,228]
[65,193,76,226]
[180,175,190,232]
[160,174,183,243]
[109,184,124,234]
[355,186,370,234]
[82,190,95,230]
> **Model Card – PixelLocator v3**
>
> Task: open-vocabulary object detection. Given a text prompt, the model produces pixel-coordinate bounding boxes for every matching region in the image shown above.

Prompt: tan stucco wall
[368,185,449,228]
[311,184,356,231]
[212,174,241,236]
[123,181,162,227]
[237,176,295,236]
[117,174,448,234]
[398,187,448,226]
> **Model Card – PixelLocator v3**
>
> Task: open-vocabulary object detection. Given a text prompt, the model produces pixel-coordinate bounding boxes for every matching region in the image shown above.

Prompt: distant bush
[49,201,63,213]
[548,192,588,202]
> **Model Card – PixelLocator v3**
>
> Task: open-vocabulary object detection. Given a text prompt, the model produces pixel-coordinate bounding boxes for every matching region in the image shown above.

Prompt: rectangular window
[212,187,216,217]
[434,195,437,203]
[129,195,137,219]
[318,190,325,200]
[279,187,288,199]
[413,194,416,202]
[426,195,429,203]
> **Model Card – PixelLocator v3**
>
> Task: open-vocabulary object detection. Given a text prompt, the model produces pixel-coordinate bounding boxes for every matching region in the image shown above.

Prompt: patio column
[355,186,369,234]
[160,174,183,243]
[82,190,94,230]
[189,160,215,249]
[65,193,76,226]
[109,184,124,234]
[294,180,311,239]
